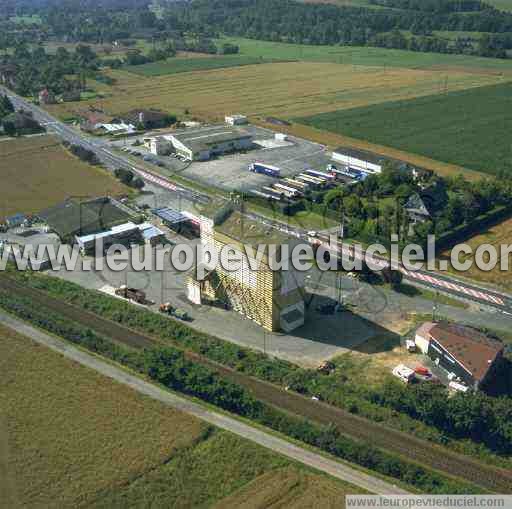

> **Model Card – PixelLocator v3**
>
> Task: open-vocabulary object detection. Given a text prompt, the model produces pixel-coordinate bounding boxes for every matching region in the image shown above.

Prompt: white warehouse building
[332,147,384,174]
[169,127,253,161]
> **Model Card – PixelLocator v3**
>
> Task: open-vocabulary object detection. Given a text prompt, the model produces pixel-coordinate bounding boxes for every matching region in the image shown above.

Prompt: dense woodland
[1,0,512,60]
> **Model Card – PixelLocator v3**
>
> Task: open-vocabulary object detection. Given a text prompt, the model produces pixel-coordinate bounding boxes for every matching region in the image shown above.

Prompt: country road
[2,85,512,313]
[0,311,408,495]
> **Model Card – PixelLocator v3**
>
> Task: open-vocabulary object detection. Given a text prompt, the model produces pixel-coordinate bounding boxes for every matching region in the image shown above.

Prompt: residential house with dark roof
[38,88,55,105]
[405,192,431,224]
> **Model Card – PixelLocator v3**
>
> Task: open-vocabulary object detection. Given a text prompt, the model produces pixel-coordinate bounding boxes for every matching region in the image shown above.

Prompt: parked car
[392,364,415,384]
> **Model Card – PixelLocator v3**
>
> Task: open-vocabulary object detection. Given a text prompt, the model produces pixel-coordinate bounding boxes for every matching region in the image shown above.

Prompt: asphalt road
[0,310,408,495]
[3,86,512,314]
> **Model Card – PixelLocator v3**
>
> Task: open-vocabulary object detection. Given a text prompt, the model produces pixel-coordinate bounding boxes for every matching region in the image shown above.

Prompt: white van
[392,364,415,384]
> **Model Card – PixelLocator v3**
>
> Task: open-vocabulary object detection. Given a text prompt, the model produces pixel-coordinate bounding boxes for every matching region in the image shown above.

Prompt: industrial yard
[4,0,512,501]
[110,123,333,193]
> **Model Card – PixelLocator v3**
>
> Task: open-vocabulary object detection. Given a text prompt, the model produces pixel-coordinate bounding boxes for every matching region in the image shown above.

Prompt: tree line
[4,0,512,60]
[0,43,98,98]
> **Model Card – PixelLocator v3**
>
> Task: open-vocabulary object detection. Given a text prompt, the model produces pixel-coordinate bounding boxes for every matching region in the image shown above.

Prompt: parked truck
[115,285,146,304]
[249,162,281,178]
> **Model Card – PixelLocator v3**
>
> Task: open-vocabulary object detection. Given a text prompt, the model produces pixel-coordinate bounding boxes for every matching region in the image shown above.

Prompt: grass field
[221,36,512,73]
[0,135,129,221]
[127,55,282,76]
[0,325,360,508]
[46,61,504,122]
[9,15,42,25]
[487,0,512,11]
[297,81,512,176]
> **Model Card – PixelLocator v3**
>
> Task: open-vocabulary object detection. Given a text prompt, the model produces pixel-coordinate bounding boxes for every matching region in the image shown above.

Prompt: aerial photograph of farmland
[1,0,512,507]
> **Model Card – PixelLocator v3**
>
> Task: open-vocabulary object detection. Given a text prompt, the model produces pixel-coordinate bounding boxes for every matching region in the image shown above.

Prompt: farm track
[1,276,511,493]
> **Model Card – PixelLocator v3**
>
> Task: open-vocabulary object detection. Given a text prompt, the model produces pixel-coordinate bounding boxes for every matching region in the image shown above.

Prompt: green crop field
[9,15,42,25]
[126,55,281,76]
[221,36,512,73]
[487,0,512,11]
[297,81,512,176]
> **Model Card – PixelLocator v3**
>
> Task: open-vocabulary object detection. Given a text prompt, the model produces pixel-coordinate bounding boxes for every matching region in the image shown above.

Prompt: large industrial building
[331,147,384,174]
[187,202,305,332]
[149,127,253,161]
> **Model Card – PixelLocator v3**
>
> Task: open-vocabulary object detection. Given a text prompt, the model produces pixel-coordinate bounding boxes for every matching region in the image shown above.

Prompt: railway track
[1,276,511,493]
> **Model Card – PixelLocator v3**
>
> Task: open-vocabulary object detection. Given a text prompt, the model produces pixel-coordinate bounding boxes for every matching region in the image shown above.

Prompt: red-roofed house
[415,322,504,390]
[38,88,55,105]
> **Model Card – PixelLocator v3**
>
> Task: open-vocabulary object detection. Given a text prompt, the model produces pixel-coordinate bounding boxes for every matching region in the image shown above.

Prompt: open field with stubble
[0,324,205,508]
[0,135,129,221]
[439,215,512,292]
[0,324,359,508]
[126,55,283,77]
[46,61,505,123]
[297,81,512,176]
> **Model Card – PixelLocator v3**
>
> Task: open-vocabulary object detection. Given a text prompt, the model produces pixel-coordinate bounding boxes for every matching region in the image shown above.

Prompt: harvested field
[439,215,512,292]
[0,322,357,508]
[46,61,504,123]
[95,431,359,507]
[127,55,282,76]
[0,136,129,221]
[297,81,512,176]
[0,324,205,508]
[214,466,353,509]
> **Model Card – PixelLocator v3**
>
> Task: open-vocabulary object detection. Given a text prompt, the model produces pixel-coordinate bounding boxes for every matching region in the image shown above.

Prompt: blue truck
[249,162,281,178]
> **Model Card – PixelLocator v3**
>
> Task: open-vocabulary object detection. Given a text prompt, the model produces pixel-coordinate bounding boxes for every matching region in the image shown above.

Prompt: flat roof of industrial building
[172,126,252,153]
[39,198,133,239]
[215,210,291,247]
[153,207,190,225]
[333,146,386,166]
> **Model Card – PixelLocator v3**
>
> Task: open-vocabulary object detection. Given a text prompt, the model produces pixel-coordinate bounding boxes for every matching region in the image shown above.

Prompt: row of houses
[79,109,174,134]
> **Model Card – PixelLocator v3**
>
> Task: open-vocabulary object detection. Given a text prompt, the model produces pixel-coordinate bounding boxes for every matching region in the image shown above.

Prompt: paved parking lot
[49,240,381,367]
[109,124,334,193]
